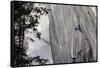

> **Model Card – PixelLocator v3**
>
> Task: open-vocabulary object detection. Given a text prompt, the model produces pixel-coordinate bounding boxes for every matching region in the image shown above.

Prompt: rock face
[48,5,97,63]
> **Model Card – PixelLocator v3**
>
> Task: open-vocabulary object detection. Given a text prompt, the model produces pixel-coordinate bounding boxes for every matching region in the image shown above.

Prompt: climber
[75,24,83,33]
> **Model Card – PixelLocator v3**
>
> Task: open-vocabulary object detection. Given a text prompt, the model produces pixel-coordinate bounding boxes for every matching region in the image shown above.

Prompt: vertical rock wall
[48,5,97,63]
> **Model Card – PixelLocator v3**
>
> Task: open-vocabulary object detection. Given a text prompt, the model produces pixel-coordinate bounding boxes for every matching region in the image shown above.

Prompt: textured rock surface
[48,5,97,63]
[24,4,97,65]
